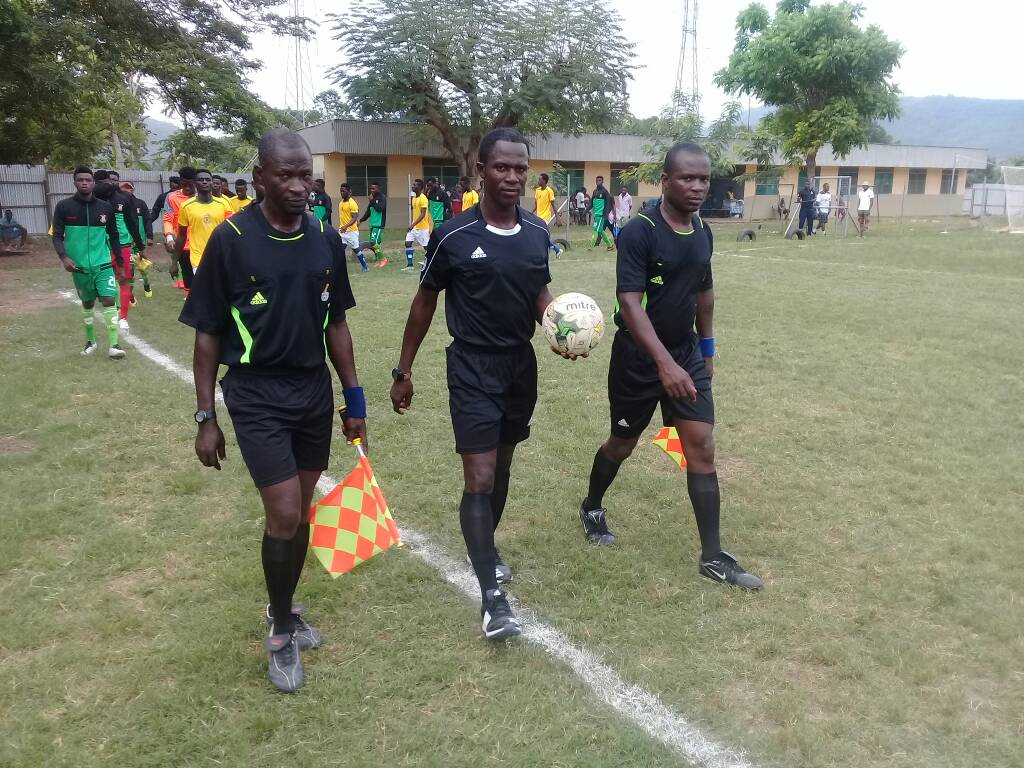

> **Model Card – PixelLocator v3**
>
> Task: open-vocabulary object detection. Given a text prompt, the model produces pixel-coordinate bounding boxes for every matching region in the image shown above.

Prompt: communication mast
[673,0,700,116]
[283,0,316,126]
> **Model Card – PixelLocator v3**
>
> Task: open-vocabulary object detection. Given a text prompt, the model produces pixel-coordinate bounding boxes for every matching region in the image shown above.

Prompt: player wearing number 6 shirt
[180,129,365,693]
[390,127,581,641]
[578,142,763,590]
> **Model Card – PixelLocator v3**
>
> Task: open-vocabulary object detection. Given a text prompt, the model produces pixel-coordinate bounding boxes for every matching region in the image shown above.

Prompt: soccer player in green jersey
[589,175,616,251]
[308,179,332,226]
[358,183,387,267]
[52,166,126,359]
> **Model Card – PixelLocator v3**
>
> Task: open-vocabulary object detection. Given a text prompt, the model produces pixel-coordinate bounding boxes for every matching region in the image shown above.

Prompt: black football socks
[687,471,722,560]
[583,448,622,511]
[461,492,498,597]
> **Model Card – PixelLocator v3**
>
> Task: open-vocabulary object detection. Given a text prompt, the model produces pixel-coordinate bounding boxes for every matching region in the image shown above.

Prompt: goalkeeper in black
[578,142,763,590]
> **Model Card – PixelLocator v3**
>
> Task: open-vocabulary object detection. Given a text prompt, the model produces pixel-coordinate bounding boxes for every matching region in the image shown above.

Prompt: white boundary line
[58,290,753,768]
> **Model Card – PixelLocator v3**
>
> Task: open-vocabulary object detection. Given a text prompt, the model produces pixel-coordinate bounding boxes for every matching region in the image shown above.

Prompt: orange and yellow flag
[309,450,401,578]
[653,426,687,469]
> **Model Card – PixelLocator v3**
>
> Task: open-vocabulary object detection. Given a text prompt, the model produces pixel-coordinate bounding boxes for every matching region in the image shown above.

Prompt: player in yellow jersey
[173,169,232,297]
[337,182,366,271]
[230,179,254,212]
[532,173,564,257]
[404,178,430,272]
[460,175,479,211]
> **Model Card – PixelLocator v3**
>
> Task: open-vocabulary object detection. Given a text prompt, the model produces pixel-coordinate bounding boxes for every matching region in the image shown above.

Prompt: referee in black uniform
[578,142,763,590]
[389,127,577,640]
[180,129,367,692]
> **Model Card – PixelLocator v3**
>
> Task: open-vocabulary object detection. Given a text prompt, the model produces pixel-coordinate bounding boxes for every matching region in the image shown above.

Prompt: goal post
[1000,166,1024,234]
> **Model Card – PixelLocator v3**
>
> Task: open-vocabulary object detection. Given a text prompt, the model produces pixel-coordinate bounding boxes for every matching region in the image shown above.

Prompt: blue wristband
[342,387,366,419]
[699,337,716,357]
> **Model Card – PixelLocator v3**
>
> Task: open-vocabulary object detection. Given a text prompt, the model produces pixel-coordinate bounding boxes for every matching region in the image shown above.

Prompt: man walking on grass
[358,182,388,267]
[404,178,430,272]
[589,175,615,251]
[181,128,365,692]
[174,169,233,297]
[578,142,762,591]
[94,170,146,330]
[857,183,875,236]
[52,166,126,360]
[389,127,581,641]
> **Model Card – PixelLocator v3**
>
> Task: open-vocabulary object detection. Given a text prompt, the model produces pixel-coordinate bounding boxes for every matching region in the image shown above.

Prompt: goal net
[1001,166,1024,234]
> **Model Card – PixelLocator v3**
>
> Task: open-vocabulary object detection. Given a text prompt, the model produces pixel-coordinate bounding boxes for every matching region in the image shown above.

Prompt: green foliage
[158,132,256,174]
[715,1,903,177]
[620,97,744,185]
[312,90,356,121]
[0,0,300,166]
[330,0,633,177]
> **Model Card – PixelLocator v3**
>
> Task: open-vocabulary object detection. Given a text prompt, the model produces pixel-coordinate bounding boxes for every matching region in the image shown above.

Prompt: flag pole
[351,439,403,546]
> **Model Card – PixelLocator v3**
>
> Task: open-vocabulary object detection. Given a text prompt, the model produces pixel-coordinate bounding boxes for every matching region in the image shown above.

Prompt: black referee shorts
[220,366,334,488]
[446,341,537,455]
[608,331,714,439]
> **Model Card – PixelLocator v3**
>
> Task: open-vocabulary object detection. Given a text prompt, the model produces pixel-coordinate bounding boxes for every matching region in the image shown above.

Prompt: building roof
[300,119,987,169]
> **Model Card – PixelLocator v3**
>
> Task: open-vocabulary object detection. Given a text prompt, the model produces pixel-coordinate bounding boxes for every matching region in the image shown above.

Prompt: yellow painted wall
[858,167,875,186]
[924,168,942,195]
[386,155,423,229]
[584,161,612,190]
[892,167,910,195]
[322,154,346,205]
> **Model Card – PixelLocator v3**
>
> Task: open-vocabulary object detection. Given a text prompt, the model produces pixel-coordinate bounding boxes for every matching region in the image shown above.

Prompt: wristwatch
[194,409,216,424]
[391,367,410,382]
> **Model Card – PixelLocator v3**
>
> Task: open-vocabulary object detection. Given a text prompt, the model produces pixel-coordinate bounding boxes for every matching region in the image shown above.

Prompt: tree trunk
[111,118,124,170]
[805,151,817,185]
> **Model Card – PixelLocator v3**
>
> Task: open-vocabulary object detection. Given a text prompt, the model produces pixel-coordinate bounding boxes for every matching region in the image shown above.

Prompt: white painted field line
[58,290,753,768]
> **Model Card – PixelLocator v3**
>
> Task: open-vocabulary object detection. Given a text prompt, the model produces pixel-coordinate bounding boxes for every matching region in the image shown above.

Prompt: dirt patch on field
[0,243,66,316]
[0,435,34,454]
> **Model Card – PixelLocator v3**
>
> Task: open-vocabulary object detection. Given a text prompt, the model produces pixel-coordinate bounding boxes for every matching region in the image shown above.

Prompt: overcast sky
[152,0,1023,124]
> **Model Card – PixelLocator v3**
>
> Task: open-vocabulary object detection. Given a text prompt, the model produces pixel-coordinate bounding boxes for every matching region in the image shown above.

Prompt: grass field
[1,218,1022,768]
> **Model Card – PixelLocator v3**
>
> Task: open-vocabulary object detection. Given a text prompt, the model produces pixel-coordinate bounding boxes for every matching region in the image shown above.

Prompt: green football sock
[82,307,96,344]
[102,306,118,347]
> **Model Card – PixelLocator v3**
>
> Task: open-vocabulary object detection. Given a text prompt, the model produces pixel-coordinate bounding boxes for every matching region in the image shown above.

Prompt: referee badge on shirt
[321,282,330,302]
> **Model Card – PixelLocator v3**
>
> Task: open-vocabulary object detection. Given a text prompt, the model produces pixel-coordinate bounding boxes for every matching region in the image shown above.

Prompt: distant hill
[143,116,179,163]
[740,96,1024,159]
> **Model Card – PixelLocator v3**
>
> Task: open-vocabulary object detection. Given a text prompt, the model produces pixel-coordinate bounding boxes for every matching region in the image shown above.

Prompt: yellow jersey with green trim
[178,197,233,268]
[534,185,555,221]
[338,197,359,231]
[411,193,431,230]
[462,188,479,211]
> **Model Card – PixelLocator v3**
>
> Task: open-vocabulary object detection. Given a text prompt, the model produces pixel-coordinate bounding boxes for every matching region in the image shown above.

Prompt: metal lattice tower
[283,0,316,126]
[672,0,700,115]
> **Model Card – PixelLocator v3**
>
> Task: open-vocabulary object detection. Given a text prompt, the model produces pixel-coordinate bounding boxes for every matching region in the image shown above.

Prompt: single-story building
[299,119,987,225]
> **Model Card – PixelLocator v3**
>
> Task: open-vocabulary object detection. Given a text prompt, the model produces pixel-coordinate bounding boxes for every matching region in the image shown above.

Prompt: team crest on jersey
[202,214,212,225]
[99,214,107,223]
[117,203,124,211]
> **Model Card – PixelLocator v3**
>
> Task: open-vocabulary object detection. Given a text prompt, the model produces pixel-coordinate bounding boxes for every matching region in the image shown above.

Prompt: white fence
[0,166,234,234]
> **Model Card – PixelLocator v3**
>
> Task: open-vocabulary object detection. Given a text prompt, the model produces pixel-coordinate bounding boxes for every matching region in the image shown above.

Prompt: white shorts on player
[406,228,429,247]
[340,230,360,251]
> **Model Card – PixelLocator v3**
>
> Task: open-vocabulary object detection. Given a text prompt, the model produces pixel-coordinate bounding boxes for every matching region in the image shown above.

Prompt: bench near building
[299,119,986,225]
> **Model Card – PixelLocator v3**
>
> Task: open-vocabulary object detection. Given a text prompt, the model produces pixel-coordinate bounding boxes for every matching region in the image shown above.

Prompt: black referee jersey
[419,205,551,348]
[179,203,355,371]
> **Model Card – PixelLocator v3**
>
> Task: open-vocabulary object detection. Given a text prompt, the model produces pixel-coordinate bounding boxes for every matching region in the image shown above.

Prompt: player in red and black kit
[578,142,763,590]
[181,129,366,692]
[389,127,580,640]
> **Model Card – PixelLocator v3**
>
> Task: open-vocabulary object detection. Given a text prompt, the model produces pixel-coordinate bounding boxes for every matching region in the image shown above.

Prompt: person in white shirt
[815,182,832,234]
[856,183,875,236]
[614,187,632,236]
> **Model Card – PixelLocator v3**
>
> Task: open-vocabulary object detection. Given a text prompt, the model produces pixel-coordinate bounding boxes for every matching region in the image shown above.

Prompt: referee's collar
[473,203,523,236]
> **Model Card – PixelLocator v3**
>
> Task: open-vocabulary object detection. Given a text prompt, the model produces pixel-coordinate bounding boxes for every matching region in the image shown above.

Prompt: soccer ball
[542,292,605,356]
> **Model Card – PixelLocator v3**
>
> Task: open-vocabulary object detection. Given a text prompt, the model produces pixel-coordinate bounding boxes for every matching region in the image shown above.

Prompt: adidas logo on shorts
[617,418,630,427]
[250,291,268,306]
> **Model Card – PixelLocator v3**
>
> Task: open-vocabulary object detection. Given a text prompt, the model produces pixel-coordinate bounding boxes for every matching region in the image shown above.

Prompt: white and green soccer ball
[542,292,605,356]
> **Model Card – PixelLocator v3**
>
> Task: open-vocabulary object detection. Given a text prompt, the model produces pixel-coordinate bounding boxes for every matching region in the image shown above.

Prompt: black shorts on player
[221,367,334,488]
[447,341,537,454]
[608,332,713,440]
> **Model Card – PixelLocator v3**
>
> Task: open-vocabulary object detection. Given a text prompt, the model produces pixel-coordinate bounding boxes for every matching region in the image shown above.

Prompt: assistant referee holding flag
[181,129,367,692]
[390,127,578,640]
[578,142,763,590]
